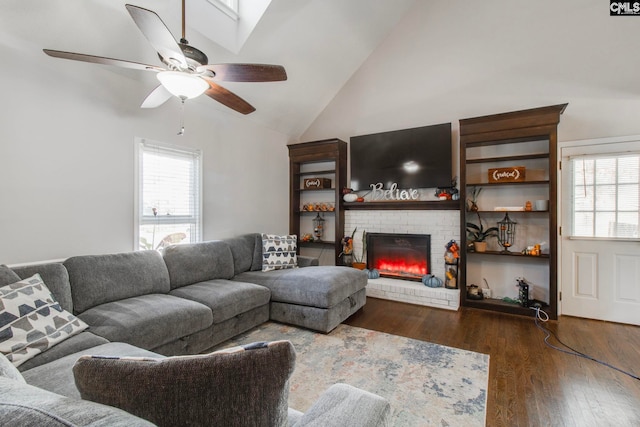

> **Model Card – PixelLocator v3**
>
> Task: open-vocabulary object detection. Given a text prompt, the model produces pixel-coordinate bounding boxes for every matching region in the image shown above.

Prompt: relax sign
[370,183,419,201]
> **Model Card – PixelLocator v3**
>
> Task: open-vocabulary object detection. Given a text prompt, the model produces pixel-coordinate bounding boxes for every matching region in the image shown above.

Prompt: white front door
[559,136,640,326]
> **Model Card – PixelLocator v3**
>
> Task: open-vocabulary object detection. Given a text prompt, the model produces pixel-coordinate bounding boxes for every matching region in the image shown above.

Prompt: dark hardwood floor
[344,297,640,427]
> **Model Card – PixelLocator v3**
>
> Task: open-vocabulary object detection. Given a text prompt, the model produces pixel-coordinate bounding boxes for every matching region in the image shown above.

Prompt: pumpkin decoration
[366,269,380,279]
[422,274,443,288]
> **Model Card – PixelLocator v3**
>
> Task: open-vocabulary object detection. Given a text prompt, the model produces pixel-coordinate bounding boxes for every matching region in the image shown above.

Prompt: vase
[473,241,487,252]
[352,262,366,270]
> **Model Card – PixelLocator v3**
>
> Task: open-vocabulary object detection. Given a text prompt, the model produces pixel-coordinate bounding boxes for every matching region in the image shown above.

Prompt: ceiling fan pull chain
[178,98,186,136]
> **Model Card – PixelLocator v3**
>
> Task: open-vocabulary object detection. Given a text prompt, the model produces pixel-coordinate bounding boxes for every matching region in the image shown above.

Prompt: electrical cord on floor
[533,307,640,381]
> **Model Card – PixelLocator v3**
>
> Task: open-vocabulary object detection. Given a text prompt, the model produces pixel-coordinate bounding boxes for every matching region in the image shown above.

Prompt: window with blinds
[570,153,640,239]
[136,139,202,251]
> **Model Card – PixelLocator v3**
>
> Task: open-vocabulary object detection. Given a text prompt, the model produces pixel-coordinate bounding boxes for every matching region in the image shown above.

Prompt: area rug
[216,322,489,426]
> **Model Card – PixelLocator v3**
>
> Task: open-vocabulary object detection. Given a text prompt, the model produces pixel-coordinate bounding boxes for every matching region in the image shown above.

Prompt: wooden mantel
[344,200,460,210]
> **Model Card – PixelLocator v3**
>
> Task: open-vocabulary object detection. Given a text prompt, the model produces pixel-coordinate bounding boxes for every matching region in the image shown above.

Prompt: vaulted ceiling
[3,0,415,138]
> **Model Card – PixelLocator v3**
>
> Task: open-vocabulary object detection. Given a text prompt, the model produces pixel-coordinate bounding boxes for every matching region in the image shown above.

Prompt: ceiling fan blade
[43,49,165,72]
[141,85,173,108]
[125,4,188,69]
[198,64,287,82]
[204,79,256,115]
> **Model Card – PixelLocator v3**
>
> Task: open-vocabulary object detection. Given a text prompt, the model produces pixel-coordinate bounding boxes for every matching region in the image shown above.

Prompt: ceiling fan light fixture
[157,71,208,99]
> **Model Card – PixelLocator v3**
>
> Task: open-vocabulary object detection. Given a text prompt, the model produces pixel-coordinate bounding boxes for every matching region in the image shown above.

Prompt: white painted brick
[366,277,459,311]
[347,208,460,284]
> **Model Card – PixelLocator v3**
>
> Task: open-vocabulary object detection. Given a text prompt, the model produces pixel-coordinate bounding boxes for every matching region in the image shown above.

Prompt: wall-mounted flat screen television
[349,122,452,191]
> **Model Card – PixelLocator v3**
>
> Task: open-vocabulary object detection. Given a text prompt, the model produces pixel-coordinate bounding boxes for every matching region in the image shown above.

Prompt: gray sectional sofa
[0,233,388,426]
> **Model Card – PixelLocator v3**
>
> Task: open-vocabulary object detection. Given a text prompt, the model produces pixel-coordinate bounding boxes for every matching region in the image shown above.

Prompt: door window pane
[570,154,640,238]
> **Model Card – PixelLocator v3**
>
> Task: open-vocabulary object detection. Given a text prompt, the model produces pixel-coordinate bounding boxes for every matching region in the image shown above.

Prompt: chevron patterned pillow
[261,234,298,272]
[0,274,88,367]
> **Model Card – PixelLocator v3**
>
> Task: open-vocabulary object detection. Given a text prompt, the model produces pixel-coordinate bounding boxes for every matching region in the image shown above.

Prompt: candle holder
[497,212,517,252]
[313,213,325,241]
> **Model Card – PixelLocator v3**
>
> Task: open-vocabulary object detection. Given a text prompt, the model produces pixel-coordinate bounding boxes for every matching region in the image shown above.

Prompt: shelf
[467,250,549,258]
[344,200,460,210]
[459,104,566,321]
[295,169,336,177]
[289,139,347,266]
[296,210,336,214]
[466,180,549,187]
[296,188,336,192]
[473,210,548,214]
[300,240,335,248]
[464,298,549,317]
[466,153,549,164]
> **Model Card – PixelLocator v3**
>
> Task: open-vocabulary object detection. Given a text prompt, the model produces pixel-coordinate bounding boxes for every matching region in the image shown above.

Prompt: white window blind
[136,139,202,250]
[569,153,640,239]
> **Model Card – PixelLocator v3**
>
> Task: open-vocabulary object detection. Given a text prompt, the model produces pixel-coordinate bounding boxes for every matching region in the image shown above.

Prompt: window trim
[207,0,239,21]
[134,137,203,250]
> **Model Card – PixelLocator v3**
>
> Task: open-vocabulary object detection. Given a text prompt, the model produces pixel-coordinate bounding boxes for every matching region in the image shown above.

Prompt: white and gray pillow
[262,234,298,272]
[0,274,88,367]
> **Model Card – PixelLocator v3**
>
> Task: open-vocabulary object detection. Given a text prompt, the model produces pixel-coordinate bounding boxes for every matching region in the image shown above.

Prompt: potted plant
[341,228,367,269]
[467,186,481,212]
[466,212,498,252]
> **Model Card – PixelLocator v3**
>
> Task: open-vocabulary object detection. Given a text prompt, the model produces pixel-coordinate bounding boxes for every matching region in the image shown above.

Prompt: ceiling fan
[43,1,287,115]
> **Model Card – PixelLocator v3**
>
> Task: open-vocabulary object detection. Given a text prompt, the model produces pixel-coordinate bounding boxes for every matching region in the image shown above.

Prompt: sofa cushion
[162,240,235,289]
[262,234,297,272]
[64,250,171,314]
[235,266,368,308]
[0,274,88,367]
[249,233,264,271]
[0,352,25,383]
[224,234,258,275]
[0,377,155,427]
[11,263,74,314]
[22,342,162,399]
[169,279,271,324]
[73,341,296,427]
[0,265,20,286]
[17,331,109,372]
[78,294,213,350]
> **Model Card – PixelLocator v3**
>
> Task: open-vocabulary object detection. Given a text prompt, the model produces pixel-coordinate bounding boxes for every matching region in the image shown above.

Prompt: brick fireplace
[346,209,460,310]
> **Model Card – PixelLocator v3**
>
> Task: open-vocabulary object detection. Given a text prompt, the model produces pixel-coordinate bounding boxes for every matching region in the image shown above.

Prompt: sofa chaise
[0,233,386,426]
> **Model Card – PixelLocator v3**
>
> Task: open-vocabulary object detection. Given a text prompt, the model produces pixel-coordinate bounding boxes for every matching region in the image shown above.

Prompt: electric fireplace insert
[366,233,431,281]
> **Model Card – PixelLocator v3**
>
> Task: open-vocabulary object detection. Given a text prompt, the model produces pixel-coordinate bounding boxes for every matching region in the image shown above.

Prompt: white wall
[0,1,290,264]
[301,0,640,146]
[298,0,640,303]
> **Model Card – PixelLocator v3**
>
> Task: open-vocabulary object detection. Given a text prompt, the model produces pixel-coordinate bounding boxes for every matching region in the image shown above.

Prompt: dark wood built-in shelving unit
[288,139,347,265]
[459,104,567,319]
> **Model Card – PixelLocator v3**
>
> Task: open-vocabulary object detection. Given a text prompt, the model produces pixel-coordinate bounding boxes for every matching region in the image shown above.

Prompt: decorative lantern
[497,212,517,252]
[313,213,325,241]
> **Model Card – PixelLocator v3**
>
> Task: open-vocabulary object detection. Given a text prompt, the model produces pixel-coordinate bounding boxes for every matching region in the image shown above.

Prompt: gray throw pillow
[0,353,25,383]
[73,340,296,427]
